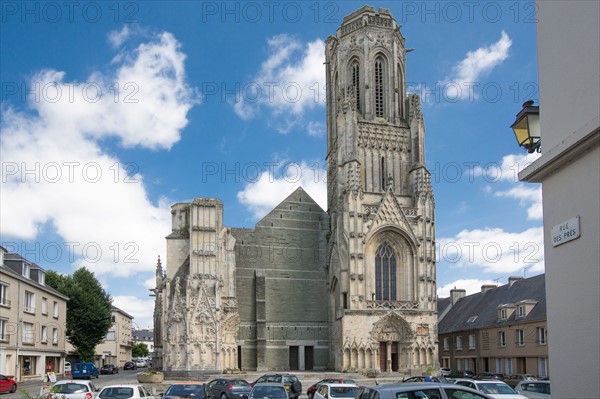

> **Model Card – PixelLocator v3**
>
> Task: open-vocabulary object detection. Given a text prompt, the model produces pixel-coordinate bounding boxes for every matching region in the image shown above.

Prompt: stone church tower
[325,6,437,372]
[153,6,437,377]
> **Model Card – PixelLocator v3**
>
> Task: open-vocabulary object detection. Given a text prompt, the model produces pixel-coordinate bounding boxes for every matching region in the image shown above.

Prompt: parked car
[163,383,207,399]
[306,379,356,399]
[71,363,100,379]
[355,382,496,399]
[206,378,251,399]
[475,372,506,381]
[97,384,156,399]
[401,376,444,383]
[100,364,119,375]
[0,374,17,394]
[313,383,357,399]
[40,380,99,399]
[454,379,528,399]
[504,374,537,388]
[134,359,147,368]
[252,374,301,399]
[65,362,72,376]
[123,362,137,370]
[439,367,452,377]
[447,370,475,379]
[514,381,551,399]
[249,384,288,399]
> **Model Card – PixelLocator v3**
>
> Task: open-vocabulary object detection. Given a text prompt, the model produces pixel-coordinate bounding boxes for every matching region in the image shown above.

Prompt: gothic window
[375,243,396,300]
[351,61,360,111]
[381,156,386,190]
[375,57,385,117]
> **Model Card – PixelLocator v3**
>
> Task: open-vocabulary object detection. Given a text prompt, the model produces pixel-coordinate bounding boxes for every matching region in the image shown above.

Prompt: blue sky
[1,1,542,329]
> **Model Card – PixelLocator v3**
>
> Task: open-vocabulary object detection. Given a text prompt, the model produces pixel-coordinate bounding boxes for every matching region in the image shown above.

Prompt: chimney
[481,284,496,293]
[508,276,524,287]
[450,288,466,305]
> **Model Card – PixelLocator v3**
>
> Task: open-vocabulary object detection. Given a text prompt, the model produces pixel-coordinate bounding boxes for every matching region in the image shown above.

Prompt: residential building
[70,306,134,368]
[132,329,154,354]
[438,275,548,378]
[0,246,69,382]
[518,1,600,397]
[154,6,437,377]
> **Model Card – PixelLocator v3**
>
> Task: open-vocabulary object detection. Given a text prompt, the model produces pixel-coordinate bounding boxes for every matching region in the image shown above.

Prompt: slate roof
[439,274,546,334]
[133,329,154,341]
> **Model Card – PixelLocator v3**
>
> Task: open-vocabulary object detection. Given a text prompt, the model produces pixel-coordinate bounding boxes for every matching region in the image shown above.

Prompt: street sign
[551,216,581,247]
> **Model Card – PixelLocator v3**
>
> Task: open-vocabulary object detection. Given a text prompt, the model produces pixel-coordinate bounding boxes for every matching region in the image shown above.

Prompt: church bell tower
[325,6,437,373]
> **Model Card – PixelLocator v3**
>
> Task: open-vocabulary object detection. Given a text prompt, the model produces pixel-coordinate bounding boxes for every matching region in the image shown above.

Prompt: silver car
[355,382,496,399]
[40,380,99,399]
[514,381,551,399]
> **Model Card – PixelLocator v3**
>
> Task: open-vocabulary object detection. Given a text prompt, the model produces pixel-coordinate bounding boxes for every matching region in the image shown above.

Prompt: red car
[0,374,17,393]
[306,379,356,399]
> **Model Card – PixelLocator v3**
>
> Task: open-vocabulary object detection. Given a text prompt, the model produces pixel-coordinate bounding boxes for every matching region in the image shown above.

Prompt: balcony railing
[0,298,10,307]
[23,306,36,314]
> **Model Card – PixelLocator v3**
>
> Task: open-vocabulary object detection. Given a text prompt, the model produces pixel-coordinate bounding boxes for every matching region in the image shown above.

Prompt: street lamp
[511,100,541,153]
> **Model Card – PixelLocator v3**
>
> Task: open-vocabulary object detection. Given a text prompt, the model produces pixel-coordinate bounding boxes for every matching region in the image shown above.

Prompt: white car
[40,380,99,399]
[454,379,528,399]
[313,384,358,399]
[514,380,551,399]
[97,385,156,399]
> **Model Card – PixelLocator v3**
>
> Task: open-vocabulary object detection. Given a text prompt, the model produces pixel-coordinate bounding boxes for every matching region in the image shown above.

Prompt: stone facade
[153,6,437,377]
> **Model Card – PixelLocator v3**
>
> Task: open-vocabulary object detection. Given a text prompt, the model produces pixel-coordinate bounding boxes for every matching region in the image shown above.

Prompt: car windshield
[165,385,205,398]
[99,387,135,399]
[283,376,298,384]
[54,384,89,394]
[330,387,357,398]
[252,386,287,398]
[478,383,516,394]
[231,380,250,387]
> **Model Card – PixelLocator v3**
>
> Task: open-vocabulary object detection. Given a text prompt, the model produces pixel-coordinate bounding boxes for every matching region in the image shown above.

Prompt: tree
[46,268,113,361]
[132,342,149,358]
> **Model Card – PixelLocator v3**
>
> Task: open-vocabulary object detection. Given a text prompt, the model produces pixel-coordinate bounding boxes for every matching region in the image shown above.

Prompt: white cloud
[437,279,500,298]
[237,161,327,219]
[0,31,197,277]
[432,31,512,102]
[108,26,131,48]
[307,121,326,137]
[113,295,155,330]
[233,35,326,131]
[473,153,543,220]
[438,226,544,275]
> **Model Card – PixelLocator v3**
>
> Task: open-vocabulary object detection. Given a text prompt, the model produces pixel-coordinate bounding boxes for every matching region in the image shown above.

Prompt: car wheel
[308,393,313,399]
[10,384,17,393]
[221,393,228,399]
[291,382,302,394]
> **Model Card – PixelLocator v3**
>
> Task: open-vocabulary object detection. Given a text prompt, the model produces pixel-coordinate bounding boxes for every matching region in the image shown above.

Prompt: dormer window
[499,308,507,320]
[467,316,478,323]
[23,263,31,278]
[517,304,526,318]
[38,270,45,285]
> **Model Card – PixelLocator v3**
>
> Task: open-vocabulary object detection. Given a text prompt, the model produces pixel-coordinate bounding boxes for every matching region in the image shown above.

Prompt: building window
[381,156,386,190]
[41,325,48,343]
[498,308,507,320]
[374,57,385,117]
[24,291,35,314]
[498,331,506,347]
[52,328,59,344]
[41,297,48,315]
[538,357,548,377]
[23,263,31,278]
[351,61,360,111]
[105,331,116,341]
[469,334,476,349]
[504,358,513,375]
[38,271,45,285]
[517,305,525,318]
[443,337,449,351]
[516,329,525,346]
[456,336,463,350]
[23,322,34,344]
[53,301,59,318]
[375,243,396,301]
[467,315,478,323]
[537,327,547,345]
[0,318,8,342]
[0,284,9,307]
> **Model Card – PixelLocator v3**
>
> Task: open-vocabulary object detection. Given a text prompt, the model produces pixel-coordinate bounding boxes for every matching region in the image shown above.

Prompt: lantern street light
[511,100,541,153]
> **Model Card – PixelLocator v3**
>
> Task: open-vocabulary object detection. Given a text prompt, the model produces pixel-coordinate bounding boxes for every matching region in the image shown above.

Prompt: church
[153,6,437,377]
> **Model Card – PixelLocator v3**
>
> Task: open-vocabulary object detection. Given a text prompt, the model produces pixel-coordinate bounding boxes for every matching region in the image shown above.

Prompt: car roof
[55,380,95,384]
[100,385,146,389]
[168,382,204,385]
[252,383,286,387]
[322,383,358,387]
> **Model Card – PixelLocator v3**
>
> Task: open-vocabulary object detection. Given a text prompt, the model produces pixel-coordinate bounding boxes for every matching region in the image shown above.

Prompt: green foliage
[132,342,149,358]
[46,268,113,361]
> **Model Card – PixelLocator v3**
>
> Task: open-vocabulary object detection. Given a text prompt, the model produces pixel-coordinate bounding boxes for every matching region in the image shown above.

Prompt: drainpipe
[16,280,21,382]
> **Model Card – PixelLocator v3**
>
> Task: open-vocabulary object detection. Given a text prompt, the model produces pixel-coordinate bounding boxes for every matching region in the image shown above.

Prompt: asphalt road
[3,369,143,399]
